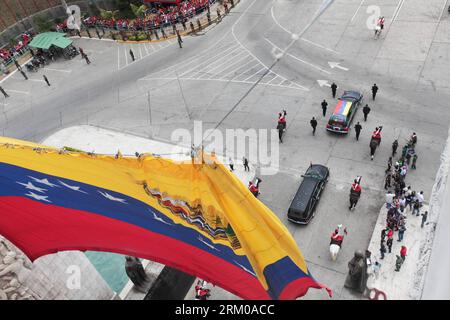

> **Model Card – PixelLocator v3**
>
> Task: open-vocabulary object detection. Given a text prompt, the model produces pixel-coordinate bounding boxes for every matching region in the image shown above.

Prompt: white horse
[330,225,347,261]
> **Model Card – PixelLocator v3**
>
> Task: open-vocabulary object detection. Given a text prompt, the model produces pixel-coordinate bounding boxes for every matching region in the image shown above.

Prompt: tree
[115,0,141,19]
[99,9,119,20]
[130,3,147,18]
[33,16,53,33]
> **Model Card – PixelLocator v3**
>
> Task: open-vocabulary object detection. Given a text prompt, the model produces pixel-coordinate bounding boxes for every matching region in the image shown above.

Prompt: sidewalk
[366,203,431,300]
[0,52,32,83]
[41,124,257,299]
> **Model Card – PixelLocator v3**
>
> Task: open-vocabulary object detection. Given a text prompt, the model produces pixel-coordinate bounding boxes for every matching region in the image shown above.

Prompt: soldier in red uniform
[277,110,287,143]
[349,177,362,210]
[248,178,262,198]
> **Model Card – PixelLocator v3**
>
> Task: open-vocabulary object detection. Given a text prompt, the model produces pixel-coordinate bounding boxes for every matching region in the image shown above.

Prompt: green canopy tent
[28,32,73,50]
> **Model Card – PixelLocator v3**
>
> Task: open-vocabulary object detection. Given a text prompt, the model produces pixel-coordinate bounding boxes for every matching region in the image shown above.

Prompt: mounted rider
[371,126,383,145]
[277,109,287,130]
[248,178,262,198]
[277,109,287,143]
[330,225,348,247]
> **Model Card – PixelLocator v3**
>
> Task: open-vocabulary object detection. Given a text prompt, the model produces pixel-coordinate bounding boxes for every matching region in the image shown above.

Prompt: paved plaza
[1,0,450,300]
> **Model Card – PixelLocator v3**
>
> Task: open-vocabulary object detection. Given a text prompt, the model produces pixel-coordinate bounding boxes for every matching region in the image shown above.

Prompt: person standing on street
[310,117,318,135]
[79,47,85,58]
[372,84,379,100]
[331,82,337,98]
[20,70,28,80]
[417,191,424,208]
[395,254,404,272]
[363,104,371,121]
[380,240,386,260]
[384,173,391,190]
[14,59,22,71]
[392,139,399,156]
[243,157,250,172]
[0,86,9,98]
[129,49,135,62]
[85,55,91,64]
[386,237,393,253]
[398,224,406,241]
[370,138,378,160]
[354,122,362,140]
[177,30,183,48]
[321,99,328,117]
[229,157,234,171]
[43,75,51,86]
[421,211,428,228]
[412,154,418,169]
[400,245,407,260]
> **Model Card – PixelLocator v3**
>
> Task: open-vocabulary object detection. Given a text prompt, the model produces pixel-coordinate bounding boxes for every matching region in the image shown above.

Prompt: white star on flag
[28,176,59,187]
[234,261,256,277]
[16,181,47,193]
[25,192,51,203]
[197,236,220,252]
[152,211,173,226]
[98,191,127,203]
[58,180,87,194]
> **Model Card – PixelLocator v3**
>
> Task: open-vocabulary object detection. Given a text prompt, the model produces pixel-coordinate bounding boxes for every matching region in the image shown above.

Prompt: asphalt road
[1,0,450,300]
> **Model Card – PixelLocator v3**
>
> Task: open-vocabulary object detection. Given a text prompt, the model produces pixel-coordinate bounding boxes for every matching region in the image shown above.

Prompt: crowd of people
[376,132,426,273]
[0,33,33,74]
[68,0,214,32]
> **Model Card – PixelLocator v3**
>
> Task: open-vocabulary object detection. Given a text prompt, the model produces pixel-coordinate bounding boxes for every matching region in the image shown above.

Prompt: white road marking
[350,0,365,22]
[392,0,406,23]
[265,75,281,85]
[259,72,277,84]
[139,44,143,59]
[124,47,128,67]
[328,61,349,71]
[230,63,260,81]
[139,76,305,90]
[148,43,156,53]
[138,33,234,80]
[270,5,339,54]
[178,45,240,77]
[317,79,331,87]
[0,57,32,84]
[438,0,448,22]
[242,67,266,82]
[157,43,163,49]
[28,79,45,83]
[192,48,245,78]
[203,53,250,79]
[233,1,309,91]
[43,68,72,73]
[264,37,331,75]
[4,89,29,95]
[143,43,150,56]
[197,51,248,79]
[220,57,254,79]
[300,38,340,54]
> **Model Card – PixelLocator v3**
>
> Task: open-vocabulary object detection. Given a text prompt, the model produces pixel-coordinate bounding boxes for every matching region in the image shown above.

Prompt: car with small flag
[287,164,329,225]
[326,91,363,133]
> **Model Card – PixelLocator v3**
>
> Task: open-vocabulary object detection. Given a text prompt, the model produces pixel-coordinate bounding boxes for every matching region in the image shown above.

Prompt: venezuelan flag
[333,100,352,117]
[0,136,331,300]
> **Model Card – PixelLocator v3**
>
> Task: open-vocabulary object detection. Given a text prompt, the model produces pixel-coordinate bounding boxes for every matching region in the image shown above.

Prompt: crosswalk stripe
[179,45,241,77]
